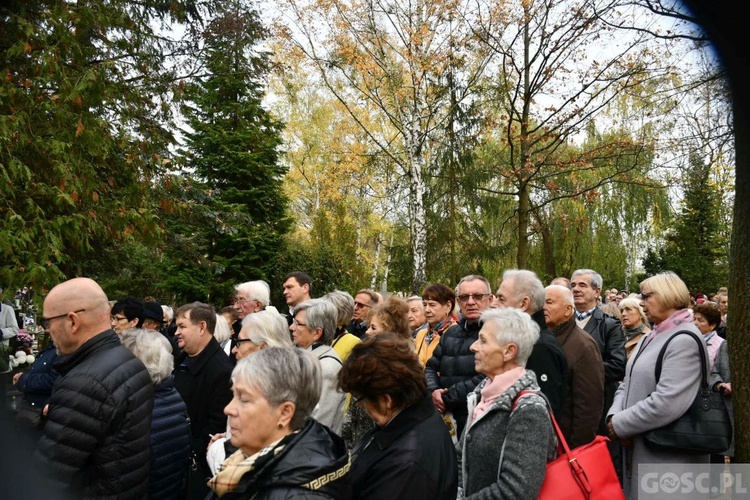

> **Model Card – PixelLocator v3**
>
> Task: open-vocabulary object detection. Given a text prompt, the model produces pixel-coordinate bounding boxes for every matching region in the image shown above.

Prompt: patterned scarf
[424,318,455,345]
[623,323,646,342]
[208,433,295,497]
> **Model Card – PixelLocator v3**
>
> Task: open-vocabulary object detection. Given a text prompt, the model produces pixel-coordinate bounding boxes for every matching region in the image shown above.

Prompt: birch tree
[275,0,491,292]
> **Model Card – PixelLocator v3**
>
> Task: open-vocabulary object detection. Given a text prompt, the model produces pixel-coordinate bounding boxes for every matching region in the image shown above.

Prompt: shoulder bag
[642,330,732,454]
[514,391,624,500]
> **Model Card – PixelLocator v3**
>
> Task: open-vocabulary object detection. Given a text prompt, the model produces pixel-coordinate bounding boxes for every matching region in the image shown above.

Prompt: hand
[606,417,617,441]
[607,416,632,447]
[12,372,22,385]
[43,404,49,417]
[432,388,448,413]
[209,432,225,446]
[720,383,732,396]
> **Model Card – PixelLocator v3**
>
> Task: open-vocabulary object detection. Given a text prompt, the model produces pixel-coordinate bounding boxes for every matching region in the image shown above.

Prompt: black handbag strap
[653,330,709,391]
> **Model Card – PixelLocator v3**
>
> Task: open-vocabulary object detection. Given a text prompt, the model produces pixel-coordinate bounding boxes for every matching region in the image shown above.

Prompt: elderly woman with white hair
[618,296,651,359]
[231,309,292,360]
[208,310,294,474]
[120,328,191,500]
[207,347,351,499]
[290,299,348,434]
[458,308,556,499]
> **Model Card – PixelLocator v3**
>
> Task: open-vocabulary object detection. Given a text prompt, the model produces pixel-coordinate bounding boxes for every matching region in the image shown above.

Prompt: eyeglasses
[42,309,87,329]
[111,315,129,323]
[457,293,492,302]
[232,337,256,347]
[233,297,256,306]
[640,291,656,300]
[352,394,367,406]
[292,319,308,328]
[354,301,371,309]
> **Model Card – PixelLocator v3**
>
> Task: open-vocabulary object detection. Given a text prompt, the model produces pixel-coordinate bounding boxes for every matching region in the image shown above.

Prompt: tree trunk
[728,90,749,462]
[517,183,530,269]
[537,212,556,281]
[370,235,381,290]
[410,151,428,294]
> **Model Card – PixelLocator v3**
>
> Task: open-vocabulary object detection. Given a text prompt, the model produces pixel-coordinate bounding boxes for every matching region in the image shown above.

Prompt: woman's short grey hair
[479,308,540,367]
[232,347,321,430]
[241,309,293,348]
[294,299,338,344]
[119,328,174,385]
[406,295,423,307]
[502,269,546,313]
[322,290,355,327]
[619,297,648,326]
[214,314,232,344]
[235,280,271,307]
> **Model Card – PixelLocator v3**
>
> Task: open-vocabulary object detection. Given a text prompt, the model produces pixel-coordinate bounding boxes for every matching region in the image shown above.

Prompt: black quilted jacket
[32,329,154,499]
[425,320,485,436]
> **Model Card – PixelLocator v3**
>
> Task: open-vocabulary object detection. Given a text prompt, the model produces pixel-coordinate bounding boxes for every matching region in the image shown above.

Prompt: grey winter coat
[458,370,556,500]
[608,322,709,500]
[709,340,734,457]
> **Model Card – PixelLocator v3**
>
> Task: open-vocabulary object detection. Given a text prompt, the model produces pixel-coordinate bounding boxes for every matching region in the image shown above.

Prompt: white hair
[479,308,540,366]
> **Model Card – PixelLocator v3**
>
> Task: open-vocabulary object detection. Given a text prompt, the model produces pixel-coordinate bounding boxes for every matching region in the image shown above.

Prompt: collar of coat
[467,370,541,417]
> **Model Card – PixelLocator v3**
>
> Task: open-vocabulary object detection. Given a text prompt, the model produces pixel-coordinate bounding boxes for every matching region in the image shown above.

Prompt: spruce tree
[173,0,291,301]
[663,152,727,293]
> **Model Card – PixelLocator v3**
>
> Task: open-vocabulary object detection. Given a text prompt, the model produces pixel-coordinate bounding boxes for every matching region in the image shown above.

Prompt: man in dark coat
[570,269,626,429]
[426,274,493,436]
[570,268,627,480]
[493,269,568,418]
[544,284,604,448]
[173,301,234,500]
[31,278,154,499]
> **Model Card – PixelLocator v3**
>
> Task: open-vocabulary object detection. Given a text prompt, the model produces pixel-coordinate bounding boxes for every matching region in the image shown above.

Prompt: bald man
[31,278,154,499]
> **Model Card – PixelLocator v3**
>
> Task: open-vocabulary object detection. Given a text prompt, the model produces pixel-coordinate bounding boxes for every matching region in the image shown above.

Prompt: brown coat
[625,331,647,360]
[554,317,605,448]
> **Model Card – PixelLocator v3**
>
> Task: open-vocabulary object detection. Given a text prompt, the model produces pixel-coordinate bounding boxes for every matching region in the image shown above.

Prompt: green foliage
[660,153,728,293]
[170,0,292,304]
[0,0,195,294]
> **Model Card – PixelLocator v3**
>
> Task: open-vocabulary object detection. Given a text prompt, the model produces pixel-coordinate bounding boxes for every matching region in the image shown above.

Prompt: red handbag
[514,391,624,500]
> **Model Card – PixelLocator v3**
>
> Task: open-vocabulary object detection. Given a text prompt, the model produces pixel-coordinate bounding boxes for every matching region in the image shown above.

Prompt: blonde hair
[640,271,691,310]
[618,297,647,326]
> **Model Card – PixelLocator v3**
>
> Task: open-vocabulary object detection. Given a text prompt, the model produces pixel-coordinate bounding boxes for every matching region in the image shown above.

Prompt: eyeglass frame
[353,301,372,309]
[110,314,130,323]
[233,297,259,306]
[292,319,308,328]
[42,309,87,329]
[457,293,492,302]
[231,336,259,348]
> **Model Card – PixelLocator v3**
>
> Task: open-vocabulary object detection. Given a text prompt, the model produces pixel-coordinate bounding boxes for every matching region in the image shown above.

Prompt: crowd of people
[0,268,734,499]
